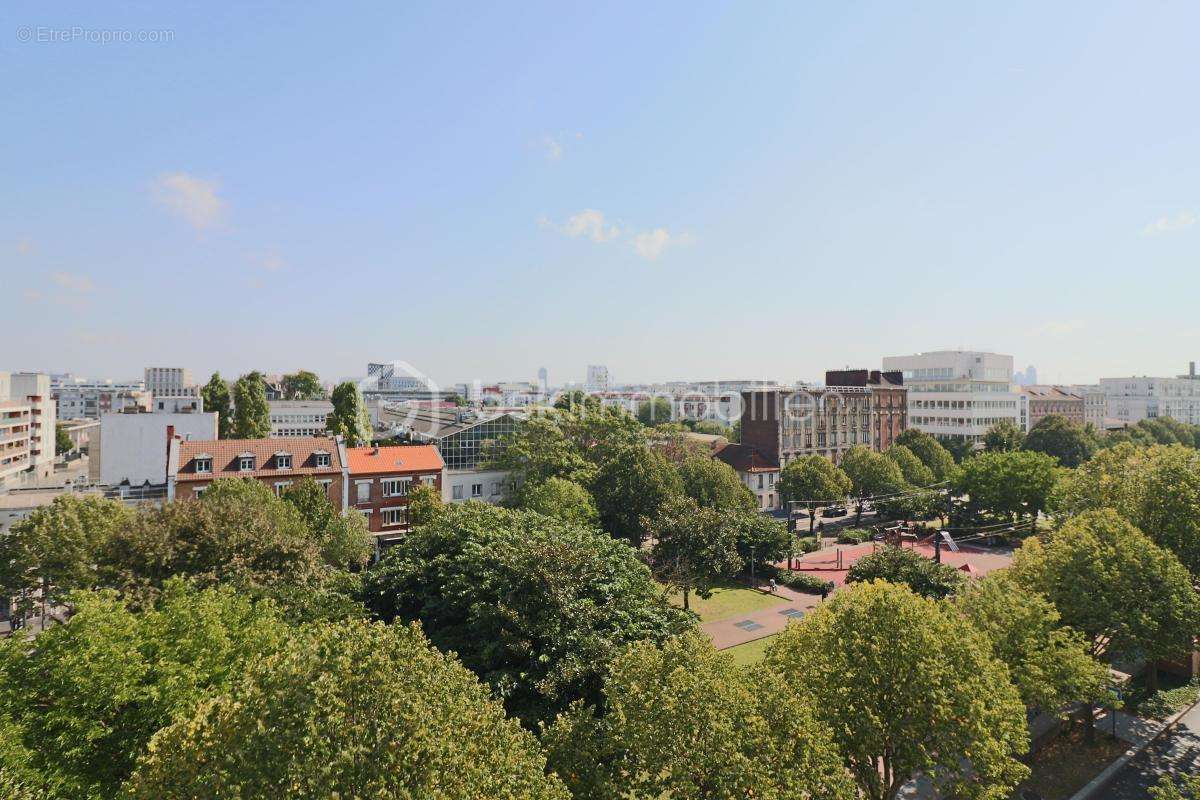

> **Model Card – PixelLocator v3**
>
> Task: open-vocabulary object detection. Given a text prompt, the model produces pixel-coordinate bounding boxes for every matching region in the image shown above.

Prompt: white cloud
[559,209,620,243]
[1143,211,1197,235]
[153,172,225,230]
[632,228,692,260]
[50,271,95,293]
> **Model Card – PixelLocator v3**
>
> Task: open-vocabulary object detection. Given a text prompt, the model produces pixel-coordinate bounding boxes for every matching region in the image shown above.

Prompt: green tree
[957,450,1059,528]
[488,414,595,496]
[591,445,684,545]
[678,455,756,513]
[844,544,965,599]
[1014,510,1200,736]
[521,477,599,527]
[0,581,288,800]
[0,494,132,620]
[732,512,792,575]
[840,445,908,525]
[553,390,600,414]
[231,371,270,439]
[326,380,373,446]
[1052,443,1200,574]
[956,570,1107,712]
[544,632,855,800]
[647,496,742,611]
[124,619,567,800]
[281,477,373,570]
[763,581,1030,800]
[983,419,1024,453]
[636,396,674,427]
[938,434,976,463]
[199,372,233,439]
[54,423,73,456]
[280,369,323,400]
[1153,771,1200,800]
[1022,414,1097,467]
[884,444,935,486]
[777,454,852,533]
[361,503,692,726]
[895,429,958,482]
[407,482,446,527]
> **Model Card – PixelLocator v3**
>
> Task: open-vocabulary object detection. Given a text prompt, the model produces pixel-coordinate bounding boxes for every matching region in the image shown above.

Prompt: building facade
[882,351,1020,443]
[1070,384,1108,431]
[1020,385,1085,430]
[0,373,56,490]
[346,445,443,544]
[268,400,334,437]
[586,365,610,392]
[52,375,148,419]
[740,370,908,468]
[95,409,218,487]
[712,442,781,511]
[168,435,347,504]
[1100,365,1200,426]
[144,367,196,398]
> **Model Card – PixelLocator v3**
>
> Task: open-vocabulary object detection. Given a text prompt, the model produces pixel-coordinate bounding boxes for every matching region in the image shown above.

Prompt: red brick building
[346,445,444,544]
[167,436,347,505]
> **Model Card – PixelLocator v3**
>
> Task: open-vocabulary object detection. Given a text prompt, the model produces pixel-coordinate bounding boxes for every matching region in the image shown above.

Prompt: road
[1105,701,1200,798]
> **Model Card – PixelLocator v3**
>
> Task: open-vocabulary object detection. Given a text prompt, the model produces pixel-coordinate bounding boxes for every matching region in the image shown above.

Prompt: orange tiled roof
[347,445,444,475]
[177,437,342,482]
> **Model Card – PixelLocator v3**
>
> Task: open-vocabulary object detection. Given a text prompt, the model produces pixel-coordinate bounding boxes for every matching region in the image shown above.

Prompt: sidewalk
[702,584,822,649]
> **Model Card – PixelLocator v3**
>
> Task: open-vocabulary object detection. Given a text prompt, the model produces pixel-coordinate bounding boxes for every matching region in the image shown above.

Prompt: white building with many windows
[882,351,1020,443]
[1100,366,1200,425]
[0,372,56,490]
[268,400,333,437]
[144,367,196,398]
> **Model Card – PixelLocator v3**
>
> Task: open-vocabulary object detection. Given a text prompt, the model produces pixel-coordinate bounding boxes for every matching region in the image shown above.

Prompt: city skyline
[6,2,1200,385]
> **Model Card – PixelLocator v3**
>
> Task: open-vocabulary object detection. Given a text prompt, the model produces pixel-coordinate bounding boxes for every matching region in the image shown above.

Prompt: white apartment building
[144,367,196,398]
[0,372,56,490]
[1100,366,1200,425]
[882,351,1020,443]
[52,375,148,419]
[92,410,217,487]
[586,365,610,392]
[268,400,334,437]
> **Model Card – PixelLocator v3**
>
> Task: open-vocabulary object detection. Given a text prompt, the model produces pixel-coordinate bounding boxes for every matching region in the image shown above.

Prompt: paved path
[702,585,822,649]
[1105,702,1200,799]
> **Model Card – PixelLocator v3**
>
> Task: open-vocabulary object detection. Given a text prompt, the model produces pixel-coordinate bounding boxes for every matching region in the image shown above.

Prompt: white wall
[443,468,510,504]
[100,412,217,486]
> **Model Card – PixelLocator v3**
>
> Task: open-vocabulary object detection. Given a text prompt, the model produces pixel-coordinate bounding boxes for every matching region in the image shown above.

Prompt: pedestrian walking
[768,578,777,594]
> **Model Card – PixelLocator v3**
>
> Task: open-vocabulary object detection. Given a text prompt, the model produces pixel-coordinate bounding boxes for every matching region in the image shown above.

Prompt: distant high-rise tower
[1013,365,1038,386]
[537,367,549,396]
[586,365,610,392]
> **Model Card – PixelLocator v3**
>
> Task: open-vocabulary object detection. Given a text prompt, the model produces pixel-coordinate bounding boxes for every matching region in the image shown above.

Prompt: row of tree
[199,370,372,444]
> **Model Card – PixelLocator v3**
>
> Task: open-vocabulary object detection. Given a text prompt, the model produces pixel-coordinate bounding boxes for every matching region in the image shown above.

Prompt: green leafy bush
[1139,678,1200,719]
[836,528,872,545]
[777,571,834,594]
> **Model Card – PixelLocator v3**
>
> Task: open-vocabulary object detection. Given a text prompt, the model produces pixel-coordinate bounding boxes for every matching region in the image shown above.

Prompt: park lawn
[724,635,777,667]
[662,581,787,623]
[1012,726,1127,800]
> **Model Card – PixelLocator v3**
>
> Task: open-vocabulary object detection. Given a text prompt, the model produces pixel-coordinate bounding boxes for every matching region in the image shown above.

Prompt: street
[1106,701,1200,798]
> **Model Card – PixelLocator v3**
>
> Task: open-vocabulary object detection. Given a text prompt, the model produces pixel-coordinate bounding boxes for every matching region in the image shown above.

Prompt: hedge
[777,571,835,594]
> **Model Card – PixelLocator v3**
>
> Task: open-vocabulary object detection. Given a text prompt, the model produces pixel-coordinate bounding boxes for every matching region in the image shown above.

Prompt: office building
[268,400,334,437]
[144,367,196,398]
[1100,363,1200,425]
[882,351,1020,443]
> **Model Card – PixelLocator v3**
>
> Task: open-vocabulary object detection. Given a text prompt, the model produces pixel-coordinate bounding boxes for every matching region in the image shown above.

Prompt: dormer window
[314,451,331,468]
[194,456,212,474]
[275,452,293,470]
[238,453,256,472]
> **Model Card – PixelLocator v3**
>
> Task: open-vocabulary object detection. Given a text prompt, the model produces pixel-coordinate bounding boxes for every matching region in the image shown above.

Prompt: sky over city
[4,1,1199,387]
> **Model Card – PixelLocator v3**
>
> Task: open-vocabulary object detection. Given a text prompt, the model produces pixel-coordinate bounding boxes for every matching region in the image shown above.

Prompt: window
[471,483,483,498]
[275,453,292,470]
[381,507,409,527]
[273,481,292,496]
[452,485,464,500]
[382,478,411,497]
[422,474,437,486]
[356,481,371,504]
[193,486,206,498]
[238,456,255,471]
[314,452,331,468]
[318,479,333,497]
[194,457,212,474]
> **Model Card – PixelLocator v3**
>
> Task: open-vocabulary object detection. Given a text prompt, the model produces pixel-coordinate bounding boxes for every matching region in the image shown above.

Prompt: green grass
[724,635,777,667]
[663,581,787,623]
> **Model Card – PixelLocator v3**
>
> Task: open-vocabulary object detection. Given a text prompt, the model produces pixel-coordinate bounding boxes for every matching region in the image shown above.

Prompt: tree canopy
[983,420,1024,453]
[124,619,567,800]
[361,503,693,726]
[956,450,1059,525]
[199,372,232,439]
[840,446,907,500]
[636,396,674,427]
[1022,414,1097,467]
[231,371,270,439]
[326,380,373,446]
[844,545,965,599]
[521,476,599,527]
[678,455,756,513]
[763,581,1029,800]
[280,369,324,400]
[591,445,683,545]
[895,429,957,481]
[544,632,854,800]
[647,496,742,611]
[884,444,935,487]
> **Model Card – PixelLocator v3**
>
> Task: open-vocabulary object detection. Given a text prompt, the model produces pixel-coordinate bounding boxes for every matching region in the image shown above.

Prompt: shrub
[836,528,872,545]
[797,538,822,554]
[1139,678,1200,719]
[777,571,834,594]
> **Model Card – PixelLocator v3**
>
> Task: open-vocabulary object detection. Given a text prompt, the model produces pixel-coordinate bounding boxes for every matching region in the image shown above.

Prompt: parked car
[821,505,847,518]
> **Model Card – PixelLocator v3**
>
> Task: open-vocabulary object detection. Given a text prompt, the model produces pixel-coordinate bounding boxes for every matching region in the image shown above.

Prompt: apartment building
[882,351,1020,443]
[586,365,610,392]
[144,367,196,398]
[268,400,333,437]
[1070,385,1108,431]
[52,375,148,419]
[0,373,56,490]
[1020,385,1085,430]
[167,435,347,503]
[740,369,908,468]
[1100,364,1200,425]
[95,409,218,487]
[346,445,444,545]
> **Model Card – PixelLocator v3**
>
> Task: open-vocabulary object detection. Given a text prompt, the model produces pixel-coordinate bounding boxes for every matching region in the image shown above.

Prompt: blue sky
[4,1,1199,388]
